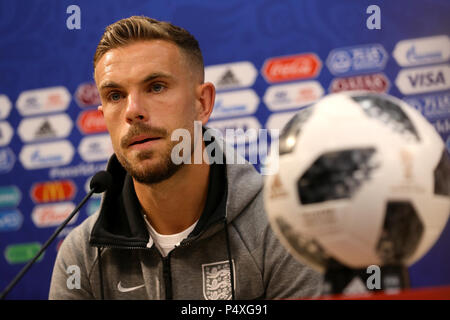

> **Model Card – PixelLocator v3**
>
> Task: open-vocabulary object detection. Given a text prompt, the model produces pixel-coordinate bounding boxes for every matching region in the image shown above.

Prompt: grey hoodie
[49,139,323,300]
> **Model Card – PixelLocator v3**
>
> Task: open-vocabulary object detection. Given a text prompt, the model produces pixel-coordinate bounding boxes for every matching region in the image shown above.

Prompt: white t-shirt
[143,215,198,257]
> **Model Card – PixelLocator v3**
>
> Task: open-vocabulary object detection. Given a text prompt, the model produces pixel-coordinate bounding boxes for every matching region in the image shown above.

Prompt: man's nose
[125,92,148,123]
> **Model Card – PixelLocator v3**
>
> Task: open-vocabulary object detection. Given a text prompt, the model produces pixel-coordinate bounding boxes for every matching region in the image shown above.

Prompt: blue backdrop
[0,0,449,299]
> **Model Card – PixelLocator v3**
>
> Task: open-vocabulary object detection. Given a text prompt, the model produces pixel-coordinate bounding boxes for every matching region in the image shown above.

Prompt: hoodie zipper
[162,252,173,300]
[159,220,228,300]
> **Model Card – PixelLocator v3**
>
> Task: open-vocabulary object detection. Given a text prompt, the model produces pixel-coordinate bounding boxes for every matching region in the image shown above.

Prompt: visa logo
[407,71,445,87]
[396,64,450,95]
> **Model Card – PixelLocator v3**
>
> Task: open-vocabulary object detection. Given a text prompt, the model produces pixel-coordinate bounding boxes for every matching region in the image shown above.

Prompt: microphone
[89,170,113,193]
[0,170,113,300]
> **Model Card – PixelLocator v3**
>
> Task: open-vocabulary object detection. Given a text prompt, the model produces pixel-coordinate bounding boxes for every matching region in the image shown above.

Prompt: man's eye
[151,84,165,93]
[109,92,122,101]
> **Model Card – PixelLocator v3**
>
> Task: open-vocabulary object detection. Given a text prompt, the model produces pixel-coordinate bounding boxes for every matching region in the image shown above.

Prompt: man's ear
[98,105,103,115]
[196,82,215,125]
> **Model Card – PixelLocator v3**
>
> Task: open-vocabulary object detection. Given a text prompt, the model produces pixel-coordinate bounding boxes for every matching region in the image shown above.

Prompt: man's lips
[128,135,162,148]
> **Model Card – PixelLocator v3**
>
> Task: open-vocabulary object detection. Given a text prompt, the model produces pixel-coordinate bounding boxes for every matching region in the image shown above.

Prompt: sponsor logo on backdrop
[0,147,15,173]
[78,134,114,162]
[263,81,324,111]
[262,53,322,83]
[207,117,262,144]
[16,86,71,116]
[0,186,21,207]
[4,242,43,264]
[265,111,299,137]
[75,82,101,108]
[30,180,77,203]
[326,44,388,75]
[329,73,390,93]
[0,94,12,120]
[210,89,259,119]
[77,109,107,134]
[403,92,450,120]
[205,61,258,91]
[433,119,450,134]
[31,202,77,228]
[19,141,74,170]
[0,121,14,147]
[17,114,73,143]
[393,35,450,67]
[0,209,23,232]
[395,64,450,95]
[48,162,107,179]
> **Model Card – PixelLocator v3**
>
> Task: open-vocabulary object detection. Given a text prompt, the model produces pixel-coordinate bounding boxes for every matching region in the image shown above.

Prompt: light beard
[116,139,184,185]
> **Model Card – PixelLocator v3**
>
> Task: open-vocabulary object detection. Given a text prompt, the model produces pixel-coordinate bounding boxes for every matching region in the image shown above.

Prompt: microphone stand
[0,188,97,300]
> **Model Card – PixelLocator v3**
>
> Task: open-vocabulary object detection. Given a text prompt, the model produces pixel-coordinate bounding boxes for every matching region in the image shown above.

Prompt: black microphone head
[90,171,113,193]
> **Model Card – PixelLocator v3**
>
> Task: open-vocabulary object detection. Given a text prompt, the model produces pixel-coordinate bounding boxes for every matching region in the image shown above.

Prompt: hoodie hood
[89,131,263,248]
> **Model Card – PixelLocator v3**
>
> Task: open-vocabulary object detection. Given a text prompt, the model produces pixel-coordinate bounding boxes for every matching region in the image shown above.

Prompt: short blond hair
[94,16,204,80]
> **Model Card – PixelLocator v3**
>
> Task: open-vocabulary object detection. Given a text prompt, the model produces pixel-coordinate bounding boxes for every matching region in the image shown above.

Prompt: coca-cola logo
[75,82,101,108]
[77,109,107,134]
[262,53,321,83]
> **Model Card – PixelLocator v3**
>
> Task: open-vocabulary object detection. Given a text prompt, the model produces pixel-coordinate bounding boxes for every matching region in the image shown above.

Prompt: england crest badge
[202,260,235,300]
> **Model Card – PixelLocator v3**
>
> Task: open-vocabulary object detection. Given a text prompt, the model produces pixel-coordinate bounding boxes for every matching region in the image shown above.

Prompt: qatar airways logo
[170,121,279,175]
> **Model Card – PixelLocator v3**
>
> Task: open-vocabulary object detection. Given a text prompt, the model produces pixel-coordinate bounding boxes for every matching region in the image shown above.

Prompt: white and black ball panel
[375,201,424,265]
[297,148,378,205]
[351,93,420,142]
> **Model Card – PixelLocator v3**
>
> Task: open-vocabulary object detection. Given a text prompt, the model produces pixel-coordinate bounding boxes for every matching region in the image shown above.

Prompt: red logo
[77,110,107,134]
[47,93,64,106]
[75,82,101,107]
[31,202,77,228]
[330,73,390,93]
[262,53,322,83]
[31,180,76,203]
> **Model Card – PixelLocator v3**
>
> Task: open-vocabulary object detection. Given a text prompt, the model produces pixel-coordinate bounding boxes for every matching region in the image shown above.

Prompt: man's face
[95,40,211,184]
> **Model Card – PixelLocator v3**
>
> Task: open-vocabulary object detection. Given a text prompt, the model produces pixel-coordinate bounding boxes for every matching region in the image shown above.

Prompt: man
[49,16,322,299]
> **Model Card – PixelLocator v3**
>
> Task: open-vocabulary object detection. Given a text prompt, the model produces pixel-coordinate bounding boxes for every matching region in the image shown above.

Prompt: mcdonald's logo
[30,180,76,203]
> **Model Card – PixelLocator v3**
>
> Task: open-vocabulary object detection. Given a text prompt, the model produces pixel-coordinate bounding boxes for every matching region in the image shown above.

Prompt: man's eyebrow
[99,81,123,91]
[99,72,174,91]
[140,72,173,84]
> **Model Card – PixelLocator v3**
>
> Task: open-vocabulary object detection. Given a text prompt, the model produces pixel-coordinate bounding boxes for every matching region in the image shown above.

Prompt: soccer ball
[263,91,450,272]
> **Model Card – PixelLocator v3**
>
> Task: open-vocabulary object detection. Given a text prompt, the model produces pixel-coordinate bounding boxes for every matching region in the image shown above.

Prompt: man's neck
[133,160,210,235]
